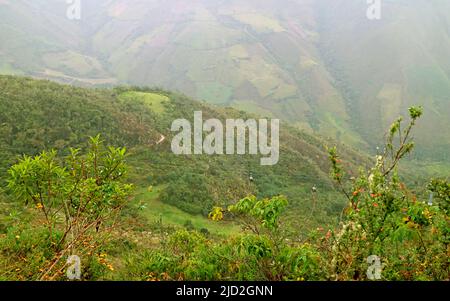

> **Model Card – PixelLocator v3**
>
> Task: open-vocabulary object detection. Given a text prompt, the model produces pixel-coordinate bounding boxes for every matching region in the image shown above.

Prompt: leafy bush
[318,106,450,280]
[1,105,448,281]
[3,136,133,280]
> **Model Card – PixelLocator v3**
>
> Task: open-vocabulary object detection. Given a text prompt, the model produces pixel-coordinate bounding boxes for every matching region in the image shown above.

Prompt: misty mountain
[0,0,449,161]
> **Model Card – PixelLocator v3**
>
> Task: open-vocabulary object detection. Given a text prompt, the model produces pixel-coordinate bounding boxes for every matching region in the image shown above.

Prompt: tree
[323,106,449,280]
[7,135,133,280]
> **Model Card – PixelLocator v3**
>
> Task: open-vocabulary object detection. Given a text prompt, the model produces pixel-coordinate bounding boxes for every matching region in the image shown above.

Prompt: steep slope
[0,0,448,161]
[315,0,450,161]
[0,0,366,150]
[0,75,370,231]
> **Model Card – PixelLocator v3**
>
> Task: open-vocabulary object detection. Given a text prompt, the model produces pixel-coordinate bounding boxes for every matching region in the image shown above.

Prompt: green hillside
[0,76,447,281]
[0,1,449,283]
[1,1,448,162]
[315,0,450,161]
[0,75,371,234]
[0,76,450,281]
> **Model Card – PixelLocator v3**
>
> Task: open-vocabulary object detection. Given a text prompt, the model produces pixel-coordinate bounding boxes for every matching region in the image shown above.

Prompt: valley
[0,0,448,282]
[1,0,449,161]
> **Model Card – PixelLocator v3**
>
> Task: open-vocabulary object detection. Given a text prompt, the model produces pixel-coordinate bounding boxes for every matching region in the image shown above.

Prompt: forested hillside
[0,75,370,232]
[1,0,449,161]
[0,76,448,281]
[0,75,449,281]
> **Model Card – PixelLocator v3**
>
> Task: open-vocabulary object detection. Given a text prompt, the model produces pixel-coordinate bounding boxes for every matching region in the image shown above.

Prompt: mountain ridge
[0,75,374,232]
[0,0,449,161]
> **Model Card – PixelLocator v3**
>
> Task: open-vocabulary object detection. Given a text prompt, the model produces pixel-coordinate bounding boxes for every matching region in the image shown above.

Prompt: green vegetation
[0,75,447,280]
[118,106,450,281]
[118,91,169,114]
[1,1,449,162]
[0,0,449,282]
[1,76,368,232]
[2,136,131,280]
[133,187,240,236]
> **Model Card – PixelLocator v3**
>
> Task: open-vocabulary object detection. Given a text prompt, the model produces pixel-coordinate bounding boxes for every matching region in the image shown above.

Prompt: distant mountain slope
[0,0,448,161]
[0,75,371,231]
[315,0,450,161]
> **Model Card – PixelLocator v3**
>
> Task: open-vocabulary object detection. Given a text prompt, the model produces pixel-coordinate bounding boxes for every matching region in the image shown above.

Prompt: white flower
[376,155,383,168]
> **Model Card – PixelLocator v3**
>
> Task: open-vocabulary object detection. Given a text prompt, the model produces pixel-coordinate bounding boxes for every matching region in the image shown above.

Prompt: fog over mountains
[0,0,449,161]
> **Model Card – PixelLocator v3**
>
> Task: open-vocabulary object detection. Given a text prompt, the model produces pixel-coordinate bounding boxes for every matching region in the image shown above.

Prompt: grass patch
[118,91,169,114]
[133,186,240,237]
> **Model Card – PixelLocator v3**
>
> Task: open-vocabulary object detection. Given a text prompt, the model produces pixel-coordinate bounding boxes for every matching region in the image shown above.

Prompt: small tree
[7,135,133,280]
[323,107,450,280]
[209,195,290,280]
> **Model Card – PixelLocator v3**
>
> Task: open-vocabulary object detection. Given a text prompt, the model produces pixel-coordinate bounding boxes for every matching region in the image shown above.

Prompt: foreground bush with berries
[320,107,449,280]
